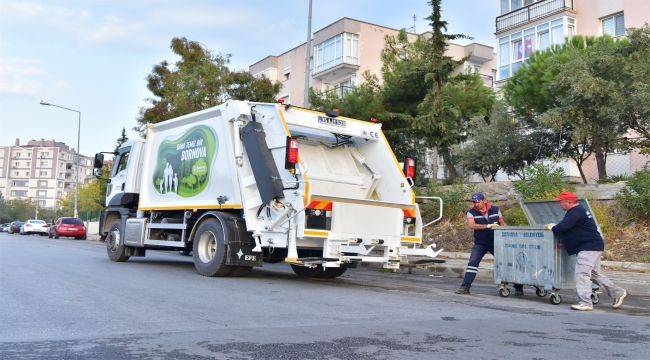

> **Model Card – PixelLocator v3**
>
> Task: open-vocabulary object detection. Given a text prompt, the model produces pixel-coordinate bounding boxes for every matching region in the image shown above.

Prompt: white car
[21,219,49,235]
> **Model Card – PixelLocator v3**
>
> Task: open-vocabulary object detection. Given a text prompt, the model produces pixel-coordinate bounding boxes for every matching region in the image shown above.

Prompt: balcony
[496,0,573,33]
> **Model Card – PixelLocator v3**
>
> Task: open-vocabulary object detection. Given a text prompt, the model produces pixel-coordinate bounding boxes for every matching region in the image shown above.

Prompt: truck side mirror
[94,153,104,169]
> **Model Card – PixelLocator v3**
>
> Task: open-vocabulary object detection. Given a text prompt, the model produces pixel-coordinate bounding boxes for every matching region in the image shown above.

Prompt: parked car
[21,219,49,235]
[8,221,24,234]
[49,217,87,240]
[0,223,10,232]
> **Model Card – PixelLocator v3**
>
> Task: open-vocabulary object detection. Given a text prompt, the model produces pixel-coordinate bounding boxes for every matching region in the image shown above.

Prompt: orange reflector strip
[307,201,332,211]
[402,208,416,217]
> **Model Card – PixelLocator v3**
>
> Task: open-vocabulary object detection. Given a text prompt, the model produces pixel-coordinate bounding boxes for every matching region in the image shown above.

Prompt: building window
[39,171,47,176]
[38,200,46,206]
[497,16,571,81]
[12,180,28,187]
[523,28,535,58]
[500,0,509,14]
[37,190,47,197]
[499,36,510,79]
[313,33,359,73]
[511,0,523,11]
[38,180,48,187]
[11,190,27,197]
[602,13,625,37]
[25,171,30,177]
[550,18,564,45]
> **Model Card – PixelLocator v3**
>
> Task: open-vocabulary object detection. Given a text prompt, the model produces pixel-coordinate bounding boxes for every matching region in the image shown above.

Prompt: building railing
[496,0,573,33]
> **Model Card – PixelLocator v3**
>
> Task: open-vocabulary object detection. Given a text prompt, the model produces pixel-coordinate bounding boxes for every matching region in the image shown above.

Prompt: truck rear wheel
[291,264,347,279]
[192,218,232,277]
[106,220,130,262]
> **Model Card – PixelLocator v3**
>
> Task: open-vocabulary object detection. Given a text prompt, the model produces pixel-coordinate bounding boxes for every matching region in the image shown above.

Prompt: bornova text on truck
[93,101,443,278]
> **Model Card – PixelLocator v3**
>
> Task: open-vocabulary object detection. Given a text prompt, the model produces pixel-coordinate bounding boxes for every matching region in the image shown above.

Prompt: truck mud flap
[223,215,263,267]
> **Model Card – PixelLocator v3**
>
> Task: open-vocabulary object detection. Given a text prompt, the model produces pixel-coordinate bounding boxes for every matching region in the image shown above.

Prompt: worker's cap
[471,193,485,202]
[554,191,578,202]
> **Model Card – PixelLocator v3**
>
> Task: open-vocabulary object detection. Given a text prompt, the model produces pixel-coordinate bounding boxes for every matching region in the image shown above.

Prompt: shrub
[422,181,476,219]
[513,163,572,200]
[615,170,650,220]
[502,205,529,226]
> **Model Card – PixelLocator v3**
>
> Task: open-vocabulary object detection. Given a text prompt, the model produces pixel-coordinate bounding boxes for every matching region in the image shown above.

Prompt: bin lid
[520,199,593,225]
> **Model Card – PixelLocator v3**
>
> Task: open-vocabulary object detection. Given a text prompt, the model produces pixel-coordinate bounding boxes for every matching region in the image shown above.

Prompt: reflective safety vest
[467,205,501,245]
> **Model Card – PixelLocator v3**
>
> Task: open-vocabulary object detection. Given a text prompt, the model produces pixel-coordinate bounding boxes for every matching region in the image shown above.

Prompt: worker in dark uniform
[546,192,627,311]
[455,193,524,295]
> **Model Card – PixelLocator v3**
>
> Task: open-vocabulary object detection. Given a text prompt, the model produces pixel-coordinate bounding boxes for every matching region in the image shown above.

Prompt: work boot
[455,286,470,295]
[613,289,627,309]
[570,304,593,311]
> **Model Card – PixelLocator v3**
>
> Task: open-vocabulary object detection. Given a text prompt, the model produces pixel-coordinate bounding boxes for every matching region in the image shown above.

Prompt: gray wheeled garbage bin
[493,199,601,305]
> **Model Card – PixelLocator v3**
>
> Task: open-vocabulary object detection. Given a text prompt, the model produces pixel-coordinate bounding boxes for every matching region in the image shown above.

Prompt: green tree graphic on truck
[152,125,217,197]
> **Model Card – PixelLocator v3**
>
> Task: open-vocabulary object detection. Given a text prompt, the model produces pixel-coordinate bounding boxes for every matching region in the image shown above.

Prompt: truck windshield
[112,150,130,176]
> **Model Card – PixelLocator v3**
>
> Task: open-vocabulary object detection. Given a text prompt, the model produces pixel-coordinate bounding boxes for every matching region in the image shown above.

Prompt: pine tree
[415,0,472,181]
[114,127,128,153]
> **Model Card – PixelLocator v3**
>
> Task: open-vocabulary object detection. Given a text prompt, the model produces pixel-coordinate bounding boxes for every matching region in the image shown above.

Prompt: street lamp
[39,100,81,219]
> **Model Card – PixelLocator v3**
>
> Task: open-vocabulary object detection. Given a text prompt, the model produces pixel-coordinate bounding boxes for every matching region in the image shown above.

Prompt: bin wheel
[591,293,600,305]
[535,288,547,297]
[549,293,562,305]
[498,287,511,297]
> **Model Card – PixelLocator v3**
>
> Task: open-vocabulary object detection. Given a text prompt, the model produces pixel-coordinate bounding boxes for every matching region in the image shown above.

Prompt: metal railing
[496,0,573,33]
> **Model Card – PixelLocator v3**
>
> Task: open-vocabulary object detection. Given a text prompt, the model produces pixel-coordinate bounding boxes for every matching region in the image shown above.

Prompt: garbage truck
[93,100,442,278]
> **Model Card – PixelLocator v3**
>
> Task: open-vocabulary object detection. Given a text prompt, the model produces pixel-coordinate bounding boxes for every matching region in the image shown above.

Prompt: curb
[442,251,650,272]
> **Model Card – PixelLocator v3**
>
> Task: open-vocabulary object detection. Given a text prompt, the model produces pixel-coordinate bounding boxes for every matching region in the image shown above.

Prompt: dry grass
[423,216,474,252]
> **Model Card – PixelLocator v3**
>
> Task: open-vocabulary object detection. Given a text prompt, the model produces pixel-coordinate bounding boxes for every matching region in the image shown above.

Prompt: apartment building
[493,0,649,182]
[250,17,496,107]
[0,139,94,208]
[496,0,650,82]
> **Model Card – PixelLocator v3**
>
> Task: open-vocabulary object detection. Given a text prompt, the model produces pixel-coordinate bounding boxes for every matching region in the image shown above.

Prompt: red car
[49,217,87,240]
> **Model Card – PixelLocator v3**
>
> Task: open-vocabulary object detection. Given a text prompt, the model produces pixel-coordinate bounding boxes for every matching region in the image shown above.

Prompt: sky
[0,0,498,156]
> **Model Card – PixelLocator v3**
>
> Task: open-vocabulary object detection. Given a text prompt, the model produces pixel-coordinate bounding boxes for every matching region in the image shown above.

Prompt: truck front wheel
[106,220,130,262]
[291,264,347,279]
[192,218,232,277]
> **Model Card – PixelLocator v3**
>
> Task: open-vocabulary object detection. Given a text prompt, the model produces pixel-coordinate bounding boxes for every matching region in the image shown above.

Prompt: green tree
[459,102,550,181]
[59,179,105,218]
[137,37,280,131]
[226,71,282,103]
[506,34,635,180]
[378,1,493,182]
[620,26,650,153]
[114,127,128,153]
[417,74,494,179]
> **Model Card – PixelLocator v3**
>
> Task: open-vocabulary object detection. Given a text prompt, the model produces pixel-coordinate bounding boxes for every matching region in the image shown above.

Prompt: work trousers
[575,251,624,306]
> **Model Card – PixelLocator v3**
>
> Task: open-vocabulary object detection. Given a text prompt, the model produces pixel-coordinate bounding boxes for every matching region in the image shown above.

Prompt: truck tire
[192,218,232,277]
[291,264,347,279]
[106,220,130,262]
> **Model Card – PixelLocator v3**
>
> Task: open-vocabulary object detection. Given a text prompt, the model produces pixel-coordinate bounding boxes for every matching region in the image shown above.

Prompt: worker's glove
[546,223,555,231]
[486,223,500,229]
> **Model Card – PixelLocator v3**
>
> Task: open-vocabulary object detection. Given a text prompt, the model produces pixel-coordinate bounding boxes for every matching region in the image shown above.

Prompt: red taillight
[277,98,285,104]
[404,157,416,179]
[285,137,299,170]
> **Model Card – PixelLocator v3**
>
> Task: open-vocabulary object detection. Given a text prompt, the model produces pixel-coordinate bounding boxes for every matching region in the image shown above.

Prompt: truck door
[106,146,131,205]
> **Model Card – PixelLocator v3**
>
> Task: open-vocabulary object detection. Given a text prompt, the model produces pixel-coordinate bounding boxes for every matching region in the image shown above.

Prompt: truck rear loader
[94,101,442,278]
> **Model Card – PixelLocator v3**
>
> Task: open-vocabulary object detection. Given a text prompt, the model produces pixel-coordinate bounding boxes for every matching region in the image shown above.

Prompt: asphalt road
[1,233,649,360]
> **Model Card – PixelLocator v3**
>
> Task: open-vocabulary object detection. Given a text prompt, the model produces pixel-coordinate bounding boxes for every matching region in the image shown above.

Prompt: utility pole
[303,0,313,108]
[39,100,81,218]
